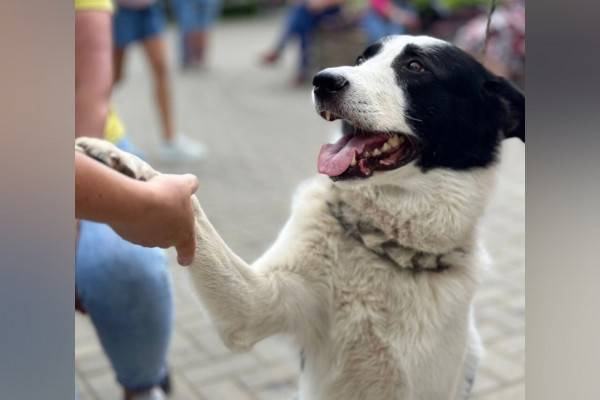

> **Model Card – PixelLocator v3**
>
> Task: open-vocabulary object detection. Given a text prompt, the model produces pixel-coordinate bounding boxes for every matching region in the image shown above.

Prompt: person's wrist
[141,178,169,220]
[107,178,158,226]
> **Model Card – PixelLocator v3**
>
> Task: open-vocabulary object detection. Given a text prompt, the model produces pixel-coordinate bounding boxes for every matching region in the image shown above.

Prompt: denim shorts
[171,0,221,33]
[113,2,166,48]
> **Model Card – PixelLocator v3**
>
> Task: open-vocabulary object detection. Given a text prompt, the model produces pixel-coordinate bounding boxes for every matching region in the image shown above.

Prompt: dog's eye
[356,56,366,66]
[407,60,425,73]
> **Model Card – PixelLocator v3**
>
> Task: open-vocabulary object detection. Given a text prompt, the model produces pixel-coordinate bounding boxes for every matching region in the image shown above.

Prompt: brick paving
[76,14,525,400]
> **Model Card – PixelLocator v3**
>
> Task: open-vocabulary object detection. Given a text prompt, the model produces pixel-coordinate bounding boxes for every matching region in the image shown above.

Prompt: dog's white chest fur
[263,176,489,400]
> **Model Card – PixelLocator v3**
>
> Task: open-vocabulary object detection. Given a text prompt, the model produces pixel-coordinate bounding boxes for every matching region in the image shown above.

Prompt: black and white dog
[77,35,524,400]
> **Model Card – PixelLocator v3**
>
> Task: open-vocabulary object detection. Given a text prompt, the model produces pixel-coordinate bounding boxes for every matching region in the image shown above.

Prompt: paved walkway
[76,14,524,400]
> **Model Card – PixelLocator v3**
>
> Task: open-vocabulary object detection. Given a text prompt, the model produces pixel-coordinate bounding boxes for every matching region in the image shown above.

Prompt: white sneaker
[157,134,207,163]
[130,387,165,400]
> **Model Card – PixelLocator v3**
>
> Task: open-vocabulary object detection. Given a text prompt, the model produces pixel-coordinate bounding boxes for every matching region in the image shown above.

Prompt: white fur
[314,36,447,135]
[75,35,499,399]
[76,135,496,400]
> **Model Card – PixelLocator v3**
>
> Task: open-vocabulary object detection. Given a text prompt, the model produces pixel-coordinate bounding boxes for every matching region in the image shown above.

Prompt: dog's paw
[75,137,157,181]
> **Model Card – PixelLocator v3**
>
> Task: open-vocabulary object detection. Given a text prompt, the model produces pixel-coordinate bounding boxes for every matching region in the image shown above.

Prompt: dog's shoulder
[254,176,342,273]
[290,176,335,216]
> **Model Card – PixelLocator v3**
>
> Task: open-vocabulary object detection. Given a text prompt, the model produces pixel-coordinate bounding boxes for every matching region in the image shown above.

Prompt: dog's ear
[483,77,525,142]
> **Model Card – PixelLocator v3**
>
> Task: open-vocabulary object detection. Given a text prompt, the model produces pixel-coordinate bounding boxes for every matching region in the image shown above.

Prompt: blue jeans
[361,9,407,43]
[276,3,341,74]
[76,222,172,391]
[76,138,172,391]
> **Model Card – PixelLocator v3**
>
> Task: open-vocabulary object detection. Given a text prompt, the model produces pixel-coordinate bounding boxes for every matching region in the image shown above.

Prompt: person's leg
[113,47,127,85]
[76,221,173,399]
[142,35,174,142]
[171,0,194,67]
[295,5,341,83]
[186,0,221,67]
[136,3,176,142]
[113,7,142,85]
[133,3,206,161]
[187,30,207,65]
[202,0,223,56]
[262,3,309,64]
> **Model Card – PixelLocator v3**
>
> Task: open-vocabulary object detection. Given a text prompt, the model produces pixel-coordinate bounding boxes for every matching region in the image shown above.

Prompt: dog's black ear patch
[483,78,525,142]
[356,41,383,65]
[363,42,383,60]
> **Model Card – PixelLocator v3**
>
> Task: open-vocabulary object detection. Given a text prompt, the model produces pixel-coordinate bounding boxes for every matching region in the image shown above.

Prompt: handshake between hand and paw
[75,137,199,266]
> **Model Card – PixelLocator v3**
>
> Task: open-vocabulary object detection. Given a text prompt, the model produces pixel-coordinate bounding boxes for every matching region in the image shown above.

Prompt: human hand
[110,173,199,266]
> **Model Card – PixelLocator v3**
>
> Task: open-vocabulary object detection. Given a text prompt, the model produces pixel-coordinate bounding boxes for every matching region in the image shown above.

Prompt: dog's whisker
[403,114,423,123]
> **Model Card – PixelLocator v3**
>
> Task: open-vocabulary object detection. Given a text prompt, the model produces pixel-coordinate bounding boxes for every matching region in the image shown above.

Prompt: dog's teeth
[325,111,332,121]
[373,149,381,156]
[397,136,405,144]
[351,154,357,166]
[382,143,391,152]
[364,151,371,158]
[389,136,400,147]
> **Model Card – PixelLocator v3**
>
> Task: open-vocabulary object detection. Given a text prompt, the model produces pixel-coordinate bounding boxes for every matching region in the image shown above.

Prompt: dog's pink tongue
[317,134,388,177]
[317,135,354,177]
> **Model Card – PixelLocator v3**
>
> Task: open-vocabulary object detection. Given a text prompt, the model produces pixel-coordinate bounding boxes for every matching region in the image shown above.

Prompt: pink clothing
[454,1,525,77]
[371,0,390,17]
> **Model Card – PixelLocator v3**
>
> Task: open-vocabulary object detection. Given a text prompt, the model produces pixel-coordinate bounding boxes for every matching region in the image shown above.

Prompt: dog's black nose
[313,71,349,96]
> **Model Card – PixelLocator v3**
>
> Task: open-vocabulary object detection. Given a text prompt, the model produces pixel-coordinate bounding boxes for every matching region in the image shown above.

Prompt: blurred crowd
[262,0,525,85]
[74,1,524,399]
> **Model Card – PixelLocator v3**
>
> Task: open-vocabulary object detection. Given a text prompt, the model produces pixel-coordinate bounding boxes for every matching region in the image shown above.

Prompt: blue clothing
[114,136,146,160]
[171,0,222,65]
[277,4,341,74]
[75,137,172,391]
[76,221,173,391]
[172,0,221,33]
[113,2,166,49]
[361,9,406,43]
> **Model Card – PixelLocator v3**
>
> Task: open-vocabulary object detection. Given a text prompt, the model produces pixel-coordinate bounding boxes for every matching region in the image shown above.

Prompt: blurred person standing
[261,0,345,85]
[171,0,222,69]
[361,0,421,43]
[75,1,174,399]
[113,0,207,162]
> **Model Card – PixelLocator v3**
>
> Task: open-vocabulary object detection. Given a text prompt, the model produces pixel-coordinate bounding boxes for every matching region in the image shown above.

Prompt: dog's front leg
[188,197,325,352]
[75,137,324,351]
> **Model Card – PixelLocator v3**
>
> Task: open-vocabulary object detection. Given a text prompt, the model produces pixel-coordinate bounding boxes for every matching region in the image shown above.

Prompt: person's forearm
[75,144,199,264]
[75,152,153,223]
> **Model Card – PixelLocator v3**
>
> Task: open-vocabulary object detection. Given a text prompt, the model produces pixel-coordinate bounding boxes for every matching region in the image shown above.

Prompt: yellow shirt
[74,0,114,12]
[104,108,126,144]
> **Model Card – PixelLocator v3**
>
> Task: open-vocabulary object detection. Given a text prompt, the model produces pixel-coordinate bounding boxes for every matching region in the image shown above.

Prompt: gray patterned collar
[327,201,464,272]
